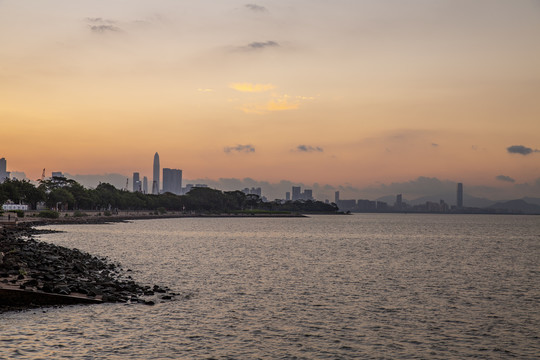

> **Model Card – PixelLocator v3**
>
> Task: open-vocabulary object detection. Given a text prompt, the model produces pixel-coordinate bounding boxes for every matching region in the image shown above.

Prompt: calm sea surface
[1,214,539,359]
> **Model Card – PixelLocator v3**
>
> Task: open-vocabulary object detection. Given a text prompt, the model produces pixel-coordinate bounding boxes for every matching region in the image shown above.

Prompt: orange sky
[1,0,539,198]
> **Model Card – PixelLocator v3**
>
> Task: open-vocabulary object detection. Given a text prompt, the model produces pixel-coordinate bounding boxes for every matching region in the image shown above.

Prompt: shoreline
[0,222,173,313]
[3,211,308,228]
[0,211,313,313]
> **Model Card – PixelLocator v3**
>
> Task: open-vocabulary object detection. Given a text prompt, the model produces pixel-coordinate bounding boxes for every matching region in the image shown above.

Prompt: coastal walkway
[0,215,18,230]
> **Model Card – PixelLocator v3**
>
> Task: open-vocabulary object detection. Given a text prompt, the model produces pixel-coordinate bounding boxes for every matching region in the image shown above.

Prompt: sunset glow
[1,0,539,199]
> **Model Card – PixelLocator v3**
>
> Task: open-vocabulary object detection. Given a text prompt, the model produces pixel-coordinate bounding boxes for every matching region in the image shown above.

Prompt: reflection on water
[1,214,539,359]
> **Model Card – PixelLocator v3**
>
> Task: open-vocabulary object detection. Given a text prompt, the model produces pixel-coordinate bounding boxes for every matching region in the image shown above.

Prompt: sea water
[1,214,539,359]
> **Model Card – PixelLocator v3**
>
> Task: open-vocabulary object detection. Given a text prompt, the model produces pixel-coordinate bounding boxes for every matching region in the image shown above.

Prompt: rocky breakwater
[0,223,173,312]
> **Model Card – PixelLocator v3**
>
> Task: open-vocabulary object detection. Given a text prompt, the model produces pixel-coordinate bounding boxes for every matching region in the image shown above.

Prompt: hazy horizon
[5,168,540,204]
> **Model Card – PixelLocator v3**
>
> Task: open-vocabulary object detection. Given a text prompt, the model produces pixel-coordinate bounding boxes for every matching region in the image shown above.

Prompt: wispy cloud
[229,83,275,93]
[239,41,279,51]
[197,88,215,93]
[266,95,299,111]
[431,143,439,147]
[245,4,267,12]
[296,145,323,153]
[89,25,122,33]
[249,41,278,49]
[507,145,539,155]
[86,17,115,24]
[496,175,515,183]
[86,17,122,33]
[240,95,300,114]
[224,144,255,154]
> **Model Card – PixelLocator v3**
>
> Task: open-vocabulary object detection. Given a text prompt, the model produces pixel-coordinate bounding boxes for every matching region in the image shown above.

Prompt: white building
[2,203,29,211]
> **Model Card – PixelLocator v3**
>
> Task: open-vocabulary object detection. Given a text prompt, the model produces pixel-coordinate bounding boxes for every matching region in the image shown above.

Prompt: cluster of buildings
[2,153,468,212]
[334,183,465,213]
[243,187,262,197]
[285,186,313,201]
[132,152,184,195]
[132,152,208,196]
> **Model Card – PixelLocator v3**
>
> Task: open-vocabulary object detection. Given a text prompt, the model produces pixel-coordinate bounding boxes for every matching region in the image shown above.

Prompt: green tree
[94,183,120,209]
[46,188,75,210]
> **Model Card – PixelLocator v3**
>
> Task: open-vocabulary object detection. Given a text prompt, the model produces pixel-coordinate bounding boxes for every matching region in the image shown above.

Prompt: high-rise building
[243,187,262,197]
[162,168,182,195]
[457,183,463,208]
[285,192,290,201]
[152,152,160,194]
[143,176,148,194]
[0,157,9,183]
[292,186,301,201]
[133,172,142,192]
[335,191,340,204]
[303,189,313,200]
[395,194,403,209]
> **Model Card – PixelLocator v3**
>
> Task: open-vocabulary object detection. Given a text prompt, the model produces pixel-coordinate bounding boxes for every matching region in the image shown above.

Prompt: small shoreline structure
[0,221,172,313]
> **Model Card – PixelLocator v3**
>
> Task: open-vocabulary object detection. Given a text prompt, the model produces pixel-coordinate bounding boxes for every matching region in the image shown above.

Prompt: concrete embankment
[0,223,172,312]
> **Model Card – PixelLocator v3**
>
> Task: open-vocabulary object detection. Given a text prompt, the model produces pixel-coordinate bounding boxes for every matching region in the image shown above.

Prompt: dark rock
[23,279,39,287]
[1,222,174,311]
[53,286,71,295]
[153,285,167,293]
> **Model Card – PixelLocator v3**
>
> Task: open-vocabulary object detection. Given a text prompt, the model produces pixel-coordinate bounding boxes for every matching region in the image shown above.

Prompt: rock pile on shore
[0,223,172,311]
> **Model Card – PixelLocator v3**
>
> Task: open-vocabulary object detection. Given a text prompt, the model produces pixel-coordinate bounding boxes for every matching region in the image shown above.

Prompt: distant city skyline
[1,151,539,203]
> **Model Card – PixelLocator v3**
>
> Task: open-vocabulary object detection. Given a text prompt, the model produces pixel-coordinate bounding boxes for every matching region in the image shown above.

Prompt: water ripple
[1,214,539,359]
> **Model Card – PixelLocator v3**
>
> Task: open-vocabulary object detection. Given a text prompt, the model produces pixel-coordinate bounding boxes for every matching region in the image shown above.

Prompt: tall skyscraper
[133,172,141,192]
[143,176,148,194]
[152,152,160,194]
[335,191,340,204]
[292,186,301,201]
[162,168,182,195]
[0,157,9,183]
[457,183,463,208]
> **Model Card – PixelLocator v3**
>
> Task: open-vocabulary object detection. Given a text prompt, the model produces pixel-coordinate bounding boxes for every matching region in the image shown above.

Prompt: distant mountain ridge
[486,199,540,214]
[522,197,540,206]
[374,194,540,214]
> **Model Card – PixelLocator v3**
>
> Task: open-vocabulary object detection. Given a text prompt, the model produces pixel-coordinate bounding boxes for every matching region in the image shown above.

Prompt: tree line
[0,177,338,214]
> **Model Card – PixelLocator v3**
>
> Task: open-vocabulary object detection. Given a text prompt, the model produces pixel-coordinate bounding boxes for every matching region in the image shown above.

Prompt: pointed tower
[152,152,160,194]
